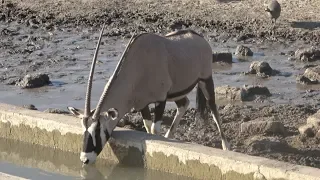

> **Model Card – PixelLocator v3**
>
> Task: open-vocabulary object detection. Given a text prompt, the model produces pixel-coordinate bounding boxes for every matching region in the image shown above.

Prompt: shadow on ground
[290,21,320,30]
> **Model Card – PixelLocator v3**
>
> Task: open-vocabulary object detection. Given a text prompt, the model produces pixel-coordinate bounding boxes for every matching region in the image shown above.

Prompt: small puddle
[0,138,196,180]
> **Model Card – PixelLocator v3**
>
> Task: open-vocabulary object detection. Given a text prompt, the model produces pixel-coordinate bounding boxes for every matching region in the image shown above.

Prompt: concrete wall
[0,103,319,180]
[0,172,28,180]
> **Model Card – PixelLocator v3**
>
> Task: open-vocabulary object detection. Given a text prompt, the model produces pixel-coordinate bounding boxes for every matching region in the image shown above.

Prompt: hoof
[222,140,231,151]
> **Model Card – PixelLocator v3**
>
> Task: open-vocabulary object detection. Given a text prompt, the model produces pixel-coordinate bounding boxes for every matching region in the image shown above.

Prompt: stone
[212,52,233,63]
[215,85,242,101]
[296,74,318,85]
[298,124,315,137]
[215,85,271,102]
[17,73,51,88]
[241,85,271,101]
[306,111,320,128]
[249,61,273,76]
[294,46,320,62]
[117,114,130,127]
[240,118,285,135]
[235,45,253,56]
[316,129,320,137]
[245,136,289,153]
[44,108,70,114]
[297,66,320,84]
[22,104,37,110]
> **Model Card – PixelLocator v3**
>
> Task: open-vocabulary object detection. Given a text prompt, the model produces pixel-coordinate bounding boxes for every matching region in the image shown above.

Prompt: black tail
[196,84,208,121]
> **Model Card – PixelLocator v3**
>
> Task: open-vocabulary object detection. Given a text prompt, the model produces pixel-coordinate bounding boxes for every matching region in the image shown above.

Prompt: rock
[294,46,320,62]
[306,111,320,128]
[215,85,271,102]
[316,129,320,137]
[117,114,130,127]
[17,73,51,88]
[298,124,315,137]
[44,108,70,114]
[241,85,271,101]
[240,117,286,135]
[215,85,242,101]
[248,61,273,76]
[245,136,290,153]
[297,66,320,84]
[235,45,253,57]
[22,104,37,110]
[296,75,318,85]
[5,77,21,85]
[212,52,233,63]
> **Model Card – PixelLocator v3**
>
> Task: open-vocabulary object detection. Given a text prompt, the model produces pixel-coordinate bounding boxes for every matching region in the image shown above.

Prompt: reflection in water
[0,138,195,180]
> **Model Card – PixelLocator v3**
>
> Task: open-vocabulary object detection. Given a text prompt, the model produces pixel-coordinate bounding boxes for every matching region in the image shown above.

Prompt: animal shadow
[290,21,320,30]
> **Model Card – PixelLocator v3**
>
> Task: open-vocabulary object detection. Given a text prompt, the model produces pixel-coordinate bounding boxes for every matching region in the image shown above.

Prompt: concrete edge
[0,172,29,180]
[0,103,319,180]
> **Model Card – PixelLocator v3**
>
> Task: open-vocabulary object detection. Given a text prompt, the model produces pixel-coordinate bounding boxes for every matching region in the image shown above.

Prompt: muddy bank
[123,104,320,169]
[1,0,320,45]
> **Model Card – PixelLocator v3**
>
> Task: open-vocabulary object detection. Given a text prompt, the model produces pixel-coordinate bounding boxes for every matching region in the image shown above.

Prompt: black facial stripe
[94,121,102,155]
[82,121,112,155]
[83,131,95,153]
[104,129,110,140]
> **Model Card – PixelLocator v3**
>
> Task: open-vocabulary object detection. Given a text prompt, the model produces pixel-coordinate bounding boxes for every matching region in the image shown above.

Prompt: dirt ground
[1,0,320,169]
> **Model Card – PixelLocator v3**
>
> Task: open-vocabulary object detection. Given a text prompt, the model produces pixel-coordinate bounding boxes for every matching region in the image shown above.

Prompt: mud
[1,0,320,170]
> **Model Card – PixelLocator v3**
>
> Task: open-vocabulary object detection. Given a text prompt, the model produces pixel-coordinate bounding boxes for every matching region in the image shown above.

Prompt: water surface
[0,138,196,180]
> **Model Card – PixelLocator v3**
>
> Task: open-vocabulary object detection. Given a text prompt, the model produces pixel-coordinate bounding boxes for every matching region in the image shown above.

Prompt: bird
[265,0,281,29]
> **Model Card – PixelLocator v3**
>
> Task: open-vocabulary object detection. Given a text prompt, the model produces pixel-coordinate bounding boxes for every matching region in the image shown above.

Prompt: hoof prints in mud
[122,104,320,169]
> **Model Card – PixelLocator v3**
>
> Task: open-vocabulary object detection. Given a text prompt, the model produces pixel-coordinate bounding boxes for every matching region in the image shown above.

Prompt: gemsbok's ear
[67,107,84,118]
[107,108,119,121]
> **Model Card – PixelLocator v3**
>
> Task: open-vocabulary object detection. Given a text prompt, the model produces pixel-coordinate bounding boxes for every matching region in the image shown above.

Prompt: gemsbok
[67,24,230,164]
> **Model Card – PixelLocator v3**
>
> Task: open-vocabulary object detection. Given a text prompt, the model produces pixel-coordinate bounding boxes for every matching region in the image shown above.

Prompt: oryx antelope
[67,24,230,165]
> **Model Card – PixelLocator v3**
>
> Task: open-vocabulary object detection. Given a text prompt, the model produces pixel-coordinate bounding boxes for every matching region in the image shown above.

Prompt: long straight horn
[84,23,106,117]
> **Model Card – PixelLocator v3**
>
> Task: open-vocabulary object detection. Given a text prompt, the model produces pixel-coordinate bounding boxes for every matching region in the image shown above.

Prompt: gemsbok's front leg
[151,101,166,135]
[165,97,189,138]
[141,105,152,133]
[199,77,231,151]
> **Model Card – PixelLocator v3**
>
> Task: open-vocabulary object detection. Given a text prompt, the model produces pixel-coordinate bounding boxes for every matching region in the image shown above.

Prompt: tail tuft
[196,85,208,122]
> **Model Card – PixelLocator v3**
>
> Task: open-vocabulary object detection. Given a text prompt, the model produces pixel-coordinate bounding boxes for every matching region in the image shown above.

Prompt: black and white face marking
[80,117,107,164]
[67,107,119,164]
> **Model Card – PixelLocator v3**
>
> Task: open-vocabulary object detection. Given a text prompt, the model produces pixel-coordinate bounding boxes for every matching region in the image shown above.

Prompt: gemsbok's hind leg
[165,97,189,138]
[141,105,152,133]
[199,77,230,151]
[151,101,166,135]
